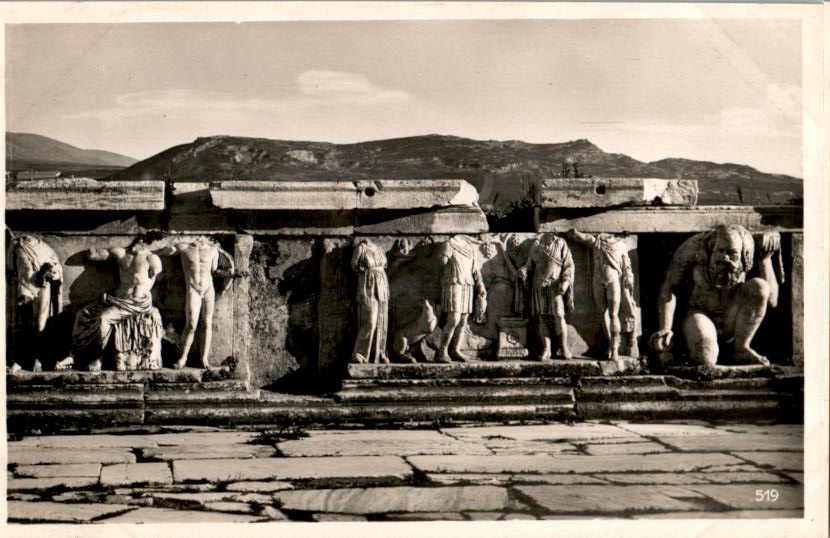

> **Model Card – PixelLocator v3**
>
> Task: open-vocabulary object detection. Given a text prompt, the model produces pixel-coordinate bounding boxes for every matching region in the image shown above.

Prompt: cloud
[60,72,411,121]
[296,70,411,104]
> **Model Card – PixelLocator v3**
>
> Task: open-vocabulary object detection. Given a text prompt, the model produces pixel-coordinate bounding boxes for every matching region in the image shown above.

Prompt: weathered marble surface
[6,423,802,522]
[209,179,479,210]
[6,178,165,211]
[540,177,698,208]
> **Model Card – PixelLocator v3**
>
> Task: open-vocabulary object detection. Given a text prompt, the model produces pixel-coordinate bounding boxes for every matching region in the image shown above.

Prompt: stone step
[341,377,574,389]
[577,399,797,421]
[7,384,144,408]
[334,384,575,404]
[347,359,641,380]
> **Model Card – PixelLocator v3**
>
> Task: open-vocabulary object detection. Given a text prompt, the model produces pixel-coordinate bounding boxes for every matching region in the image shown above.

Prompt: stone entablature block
[209,179,479,211]
[6,178,165,211]
[540,177,698,208]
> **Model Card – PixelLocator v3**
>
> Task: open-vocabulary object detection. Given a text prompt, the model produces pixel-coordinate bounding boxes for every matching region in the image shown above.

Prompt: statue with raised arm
[350,238,390,364]
[7,234,63,373]
[161,237,234,369]
[569,230,639,362]
[66,238,163,371]
[518,233,574,361]
[649,224,781,367]
[437,235,487,363]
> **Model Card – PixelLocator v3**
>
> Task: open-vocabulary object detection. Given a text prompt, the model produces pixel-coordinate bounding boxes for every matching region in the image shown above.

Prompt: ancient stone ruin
[5,177,803,431]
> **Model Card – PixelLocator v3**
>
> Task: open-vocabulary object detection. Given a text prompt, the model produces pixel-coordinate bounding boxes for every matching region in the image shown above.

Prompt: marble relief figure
[7,234,64,373]
[350,238,390,364]
[518,233,574,361]
[569,230,639,361]
[160,238,235,369]
[66,238,164,371]
[437,235,487,363]
[649,224,781,366]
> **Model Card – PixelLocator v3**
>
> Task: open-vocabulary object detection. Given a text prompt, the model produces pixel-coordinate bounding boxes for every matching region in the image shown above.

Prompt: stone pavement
[5,421,803,523]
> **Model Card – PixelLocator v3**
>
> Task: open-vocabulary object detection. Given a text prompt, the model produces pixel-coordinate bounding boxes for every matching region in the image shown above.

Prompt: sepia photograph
[2,2,826,535]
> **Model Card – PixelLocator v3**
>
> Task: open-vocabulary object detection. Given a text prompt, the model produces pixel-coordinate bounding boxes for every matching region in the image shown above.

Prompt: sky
[6,19,803,177]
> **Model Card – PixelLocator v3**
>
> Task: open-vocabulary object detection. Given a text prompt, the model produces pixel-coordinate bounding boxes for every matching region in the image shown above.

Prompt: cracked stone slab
[10,434,159,449]
[659,434,802,452]
[516,485,705,514]
[14,463,102,478]
[408,453,743,474]
[383,512,467,521]
[8,447,136,465]
[711,424,804,435]
[226,480,294,492]
[614,423,725,437]
[8,477,100,491]
[141,444,277,460]
[312,513,368,522]
[203,501,255,514]
[442,423,639,444]
[173,456,412,482]
[7,501,134,523]
[689,472,790,484]
[99,506,265,523]
[274,486,524,514]
[733,452,803,472]
[277,429,491,457]
[685,484,803,510]
[427,473,607,486]
[596,473,713,485]
[100,463,173,487]
[583,442,670,456]
[148,431,260,446]
[147,491,237,504]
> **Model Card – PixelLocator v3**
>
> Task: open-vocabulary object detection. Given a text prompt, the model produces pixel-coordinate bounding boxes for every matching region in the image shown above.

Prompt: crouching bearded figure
[650,224,781,367]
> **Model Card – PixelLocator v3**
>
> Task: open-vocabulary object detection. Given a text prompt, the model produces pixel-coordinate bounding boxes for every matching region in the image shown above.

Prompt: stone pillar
[233,234,254,386]
[791,233,803,368]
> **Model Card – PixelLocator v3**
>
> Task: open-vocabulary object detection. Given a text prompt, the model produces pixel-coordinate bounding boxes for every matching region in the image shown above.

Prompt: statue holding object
[569,230,639,362]
[7,234,63,373]
[350,238,390,364]
[649,224,781,367]
[518,233,574,361]
[67,238,164,371]
[160,237,235,369]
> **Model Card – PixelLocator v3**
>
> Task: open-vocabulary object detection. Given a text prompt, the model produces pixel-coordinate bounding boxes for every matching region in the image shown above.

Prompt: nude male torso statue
[162,239,234,369]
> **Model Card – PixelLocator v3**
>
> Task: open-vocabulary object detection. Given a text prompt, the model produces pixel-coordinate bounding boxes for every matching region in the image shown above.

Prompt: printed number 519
[755,489,779,502]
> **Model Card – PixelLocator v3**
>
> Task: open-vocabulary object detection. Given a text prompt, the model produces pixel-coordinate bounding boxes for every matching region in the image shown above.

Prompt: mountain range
[6,132,137,176]
[7,132,802,207]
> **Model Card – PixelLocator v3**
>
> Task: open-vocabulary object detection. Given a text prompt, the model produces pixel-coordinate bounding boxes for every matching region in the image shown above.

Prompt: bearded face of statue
[708,231,745,288]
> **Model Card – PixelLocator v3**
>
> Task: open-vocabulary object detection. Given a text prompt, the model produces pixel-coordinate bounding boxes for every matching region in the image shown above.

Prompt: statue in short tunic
[351,239,390,364]
[437,235,487,363]
[518,234,574,360]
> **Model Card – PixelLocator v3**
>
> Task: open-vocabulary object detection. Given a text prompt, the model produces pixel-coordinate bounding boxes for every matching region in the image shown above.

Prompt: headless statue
[161,238,234,369]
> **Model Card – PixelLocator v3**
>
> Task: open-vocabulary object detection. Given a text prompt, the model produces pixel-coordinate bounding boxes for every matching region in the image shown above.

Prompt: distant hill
[6,132,137,176]
[107,134,803,207]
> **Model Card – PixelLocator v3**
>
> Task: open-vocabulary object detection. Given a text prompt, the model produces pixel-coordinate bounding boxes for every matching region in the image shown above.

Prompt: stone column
[791,233,803,368]
[233,234,254,386]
